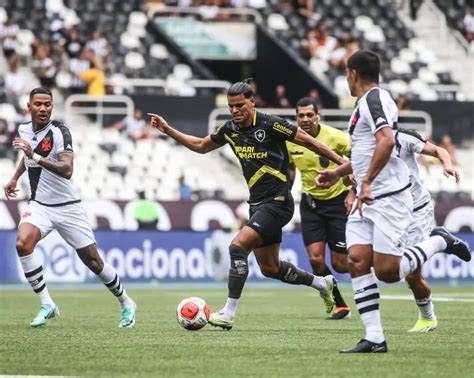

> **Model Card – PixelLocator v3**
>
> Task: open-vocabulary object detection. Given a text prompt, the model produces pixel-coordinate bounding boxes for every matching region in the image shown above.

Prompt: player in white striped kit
[316,51,470,353]
[3,87,136,328]
[395,128,460,332]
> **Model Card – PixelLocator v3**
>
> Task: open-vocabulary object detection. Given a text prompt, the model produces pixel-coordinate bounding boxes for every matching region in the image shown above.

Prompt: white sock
[98,263,131,308]
[399,236,447,278]
[223,297,239,318]
[416,296,435,320]
[352,272,385,344]
[20,253,54,306]
[310,276,327,292]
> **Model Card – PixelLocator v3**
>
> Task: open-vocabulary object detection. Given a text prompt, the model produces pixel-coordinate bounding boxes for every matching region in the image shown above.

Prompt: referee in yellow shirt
[287,97,351,320]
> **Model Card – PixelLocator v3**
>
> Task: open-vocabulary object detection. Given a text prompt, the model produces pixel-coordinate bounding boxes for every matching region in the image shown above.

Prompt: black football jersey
[211,111,297,203]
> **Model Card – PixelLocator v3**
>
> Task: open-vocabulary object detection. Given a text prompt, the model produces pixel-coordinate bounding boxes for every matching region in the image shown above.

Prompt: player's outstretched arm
[293,128,346,165]
[13,138,73,179]
[148,113,220,154]
[421,142,460,183]
[3,159,26,199]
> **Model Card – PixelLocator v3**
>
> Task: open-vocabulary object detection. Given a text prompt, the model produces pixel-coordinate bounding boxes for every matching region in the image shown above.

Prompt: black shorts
[300,191,348,253]
[246,195,294,247]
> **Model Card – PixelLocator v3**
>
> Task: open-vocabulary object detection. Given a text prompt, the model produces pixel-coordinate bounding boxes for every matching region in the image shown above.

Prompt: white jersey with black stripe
[395,128,432,209]
[18,120,81,206]
[348,87,410,198]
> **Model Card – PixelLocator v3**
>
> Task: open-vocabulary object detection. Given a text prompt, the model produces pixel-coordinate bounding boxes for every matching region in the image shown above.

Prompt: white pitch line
[382,294,474,303]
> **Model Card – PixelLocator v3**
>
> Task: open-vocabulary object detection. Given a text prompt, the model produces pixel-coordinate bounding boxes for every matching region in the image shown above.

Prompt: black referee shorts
[299,191,348,253]
[246,195,294,247]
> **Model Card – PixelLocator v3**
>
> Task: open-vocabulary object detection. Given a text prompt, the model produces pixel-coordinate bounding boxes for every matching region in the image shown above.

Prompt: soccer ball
[176,297,210,331]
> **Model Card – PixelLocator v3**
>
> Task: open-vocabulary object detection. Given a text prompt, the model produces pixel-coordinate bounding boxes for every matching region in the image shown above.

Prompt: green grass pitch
[1,285,473,377]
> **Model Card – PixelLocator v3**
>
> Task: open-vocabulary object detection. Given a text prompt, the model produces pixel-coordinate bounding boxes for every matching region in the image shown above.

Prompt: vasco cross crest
[254,129,265,142]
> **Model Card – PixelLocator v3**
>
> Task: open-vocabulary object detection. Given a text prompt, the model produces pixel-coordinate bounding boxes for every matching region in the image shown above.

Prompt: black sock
[228,244,249,299]
[277,260,313,286]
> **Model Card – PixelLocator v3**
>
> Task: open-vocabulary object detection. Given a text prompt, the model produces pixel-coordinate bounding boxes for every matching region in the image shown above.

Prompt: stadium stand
[0,0,472,203]
[258,0,466,102]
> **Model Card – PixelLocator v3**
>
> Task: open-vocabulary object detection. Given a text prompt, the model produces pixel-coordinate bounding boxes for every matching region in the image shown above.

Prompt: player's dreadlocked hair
[227,78,254,98]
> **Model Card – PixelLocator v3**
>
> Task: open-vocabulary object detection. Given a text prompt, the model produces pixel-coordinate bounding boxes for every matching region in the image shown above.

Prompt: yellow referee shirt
[287,123,350,200]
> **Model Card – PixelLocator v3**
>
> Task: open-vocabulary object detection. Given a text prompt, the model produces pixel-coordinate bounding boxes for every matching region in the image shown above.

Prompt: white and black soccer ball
[176,297,210,331]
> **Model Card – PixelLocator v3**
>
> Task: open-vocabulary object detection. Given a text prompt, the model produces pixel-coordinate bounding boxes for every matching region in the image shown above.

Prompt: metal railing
[146,5,263,24]
[208,108,433,137]
[106,77,231,92]
[64,95,134,129]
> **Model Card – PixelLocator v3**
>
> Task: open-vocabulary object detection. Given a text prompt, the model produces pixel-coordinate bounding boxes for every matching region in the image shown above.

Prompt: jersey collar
[33,120,52,134]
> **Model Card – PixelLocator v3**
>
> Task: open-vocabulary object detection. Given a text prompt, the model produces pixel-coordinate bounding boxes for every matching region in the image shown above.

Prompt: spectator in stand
[272,84,291,108]
[179,175,193,201]
[198,0,222,21]
[329,32,359,70]
[250,80,267,108]
[14,104,31,128]
[69,47,91,95]
[439,134,459,166]
[307,88,324,109]
[304,22,337,60]
[64,28,84,59]
[86,31,109,61]
[295,0,315,19]
[464,6,474,51]
[1,15,19,61]
[78,54,105,96]
[35,43,57,90]
[46,0,67,19]
[396,94,411,111]
[112,107,154,143]
[5,57,26,107]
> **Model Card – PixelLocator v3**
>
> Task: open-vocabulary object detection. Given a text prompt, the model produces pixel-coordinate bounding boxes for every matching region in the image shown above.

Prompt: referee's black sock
[317,266,347,308]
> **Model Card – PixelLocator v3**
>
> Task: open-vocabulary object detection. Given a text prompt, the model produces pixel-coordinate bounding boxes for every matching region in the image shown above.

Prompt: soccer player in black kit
[148,79,346,329]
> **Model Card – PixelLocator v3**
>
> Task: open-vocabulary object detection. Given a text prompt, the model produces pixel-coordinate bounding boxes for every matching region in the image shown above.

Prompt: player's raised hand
[352,181,374,217]
[315,169,339,188]
[3,178,19,200]
[12,138,33,158]
[148,113,171,134]
[443,166,460,183]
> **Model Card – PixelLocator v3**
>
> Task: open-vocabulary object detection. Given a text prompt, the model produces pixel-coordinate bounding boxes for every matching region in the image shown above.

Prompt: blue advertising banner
[0,230,473,283]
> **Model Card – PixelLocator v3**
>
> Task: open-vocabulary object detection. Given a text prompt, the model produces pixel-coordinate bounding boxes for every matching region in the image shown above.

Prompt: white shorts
[407,201,434,248]
[346,189,413,256]
[19,201,96,249]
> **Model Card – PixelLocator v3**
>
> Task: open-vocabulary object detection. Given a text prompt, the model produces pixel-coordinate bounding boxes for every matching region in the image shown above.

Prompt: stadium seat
[120,32,141,50]
[399,48,417,64]
[391,58,412,75]
[309,58,329,75]
[149,43,169,60]
[128,11,148,27]
[0,7,7,24]
[127,22,146,39]
[418,67,440,84]
[55,70,73,89]
[388,80,408,96]
[0,103,17,123]
[125,52,146,70]
[173,64,193,81]
[364,25,386,43]
[267,13,289,31]
[355,15,373,32]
